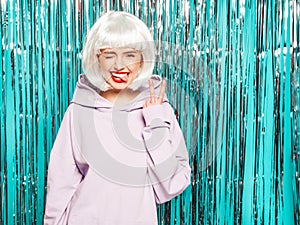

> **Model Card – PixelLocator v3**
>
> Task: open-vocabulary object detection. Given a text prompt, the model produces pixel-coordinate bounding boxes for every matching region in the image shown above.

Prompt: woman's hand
[143,79,167,108]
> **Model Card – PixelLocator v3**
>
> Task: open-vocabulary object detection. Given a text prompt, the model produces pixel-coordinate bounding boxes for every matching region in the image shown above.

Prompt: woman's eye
[104,55,114,59]
[126,54,136,58]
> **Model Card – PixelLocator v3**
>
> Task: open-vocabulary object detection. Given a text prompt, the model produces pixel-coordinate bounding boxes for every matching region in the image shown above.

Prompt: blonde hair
[82,11,155,91]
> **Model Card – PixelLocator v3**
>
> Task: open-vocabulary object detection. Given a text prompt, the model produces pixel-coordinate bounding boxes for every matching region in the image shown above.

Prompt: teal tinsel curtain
[0,0,299,224]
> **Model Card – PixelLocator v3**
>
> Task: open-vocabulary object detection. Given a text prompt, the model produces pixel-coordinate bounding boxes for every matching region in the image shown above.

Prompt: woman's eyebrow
[123,51,139,54]
[102,51,116,54]
[101,50,139,54]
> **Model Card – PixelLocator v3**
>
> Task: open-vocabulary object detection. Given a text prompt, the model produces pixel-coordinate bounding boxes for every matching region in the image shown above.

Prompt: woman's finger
[158,79,166,104]
[143,99,148,108]
[149,79,155,103]
[143,99,152,108]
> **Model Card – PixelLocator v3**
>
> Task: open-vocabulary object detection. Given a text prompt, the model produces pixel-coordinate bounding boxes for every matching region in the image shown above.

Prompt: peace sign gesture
[143,79,167,108]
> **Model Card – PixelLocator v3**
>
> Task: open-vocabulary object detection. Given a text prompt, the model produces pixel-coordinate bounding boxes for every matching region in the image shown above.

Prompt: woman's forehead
[100,47,140,54]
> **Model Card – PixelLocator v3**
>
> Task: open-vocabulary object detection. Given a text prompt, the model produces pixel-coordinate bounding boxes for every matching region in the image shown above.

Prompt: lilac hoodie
[44,74,191,225]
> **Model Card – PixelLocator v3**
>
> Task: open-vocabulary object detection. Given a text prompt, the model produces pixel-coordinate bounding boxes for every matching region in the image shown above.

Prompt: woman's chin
[108,82,131,91]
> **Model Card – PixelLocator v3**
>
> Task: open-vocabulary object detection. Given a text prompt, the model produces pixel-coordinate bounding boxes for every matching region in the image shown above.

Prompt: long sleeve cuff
[142,104,172,127]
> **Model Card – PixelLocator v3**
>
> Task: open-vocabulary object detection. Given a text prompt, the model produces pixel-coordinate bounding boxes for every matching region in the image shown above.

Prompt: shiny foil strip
[0,0,299,224]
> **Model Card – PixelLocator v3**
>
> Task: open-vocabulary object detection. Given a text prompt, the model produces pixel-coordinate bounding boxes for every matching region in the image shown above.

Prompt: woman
[44,11,191,225]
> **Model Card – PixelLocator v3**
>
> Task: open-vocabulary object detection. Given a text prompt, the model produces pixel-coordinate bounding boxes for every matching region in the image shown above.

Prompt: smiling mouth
[110,72,129,83]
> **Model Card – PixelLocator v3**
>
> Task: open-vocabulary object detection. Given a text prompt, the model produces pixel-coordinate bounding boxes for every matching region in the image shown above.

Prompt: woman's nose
[114,56,125,70]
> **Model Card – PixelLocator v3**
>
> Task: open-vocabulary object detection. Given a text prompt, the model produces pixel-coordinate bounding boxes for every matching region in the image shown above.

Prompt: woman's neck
[100,89,140,105]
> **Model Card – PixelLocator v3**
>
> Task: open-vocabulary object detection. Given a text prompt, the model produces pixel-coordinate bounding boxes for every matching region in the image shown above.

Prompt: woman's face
[98,47,143,91]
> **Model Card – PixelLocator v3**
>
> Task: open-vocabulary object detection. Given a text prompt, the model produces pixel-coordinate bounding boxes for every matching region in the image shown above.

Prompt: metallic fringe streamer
[0,0,299,224]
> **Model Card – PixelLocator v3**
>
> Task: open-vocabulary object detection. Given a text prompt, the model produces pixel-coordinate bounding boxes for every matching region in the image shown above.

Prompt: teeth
[111,72,129,82]
[111,72,128,77]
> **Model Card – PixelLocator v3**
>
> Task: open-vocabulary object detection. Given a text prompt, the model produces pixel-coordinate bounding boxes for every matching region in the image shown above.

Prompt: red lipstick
[110,71,129,83]
[112,71,128,75]
[111,75,126,83]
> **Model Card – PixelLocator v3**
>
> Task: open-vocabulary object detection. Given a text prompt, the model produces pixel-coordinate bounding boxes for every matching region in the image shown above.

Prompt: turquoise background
[0,0,299,224]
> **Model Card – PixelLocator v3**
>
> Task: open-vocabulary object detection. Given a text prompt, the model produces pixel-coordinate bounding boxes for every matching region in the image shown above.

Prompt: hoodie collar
[71,74,168,111]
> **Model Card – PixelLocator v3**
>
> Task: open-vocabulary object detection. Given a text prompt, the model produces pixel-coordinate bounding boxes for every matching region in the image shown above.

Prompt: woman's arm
[142,102,191,204]
[44,108,83,225]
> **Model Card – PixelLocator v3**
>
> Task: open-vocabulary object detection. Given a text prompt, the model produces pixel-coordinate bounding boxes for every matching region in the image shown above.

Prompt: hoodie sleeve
[142,102,191,204]
[44,107,83,225]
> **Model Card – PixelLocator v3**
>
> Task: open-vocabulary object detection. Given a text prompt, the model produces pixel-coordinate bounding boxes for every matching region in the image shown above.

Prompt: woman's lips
[111,75,126,83]
[111,71,129,83]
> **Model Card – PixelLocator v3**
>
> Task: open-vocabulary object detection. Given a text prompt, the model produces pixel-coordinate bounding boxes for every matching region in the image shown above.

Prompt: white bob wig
[82,11,155,91]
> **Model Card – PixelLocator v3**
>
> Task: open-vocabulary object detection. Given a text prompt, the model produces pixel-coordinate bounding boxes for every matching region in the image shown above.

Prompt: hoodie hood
[71,74,168,111]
